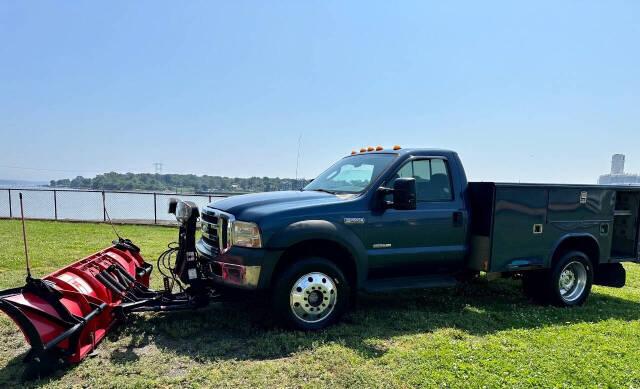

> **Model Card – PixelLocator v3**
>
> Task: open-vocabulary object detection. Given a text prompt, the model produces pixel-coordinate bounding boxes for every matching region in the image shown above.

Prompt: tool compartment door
[489,186,549,272]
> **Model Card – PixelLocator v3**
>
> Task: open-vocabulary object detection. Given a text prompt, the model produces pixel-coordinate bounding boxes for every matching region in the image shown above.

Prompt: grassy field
[1,219,639,388]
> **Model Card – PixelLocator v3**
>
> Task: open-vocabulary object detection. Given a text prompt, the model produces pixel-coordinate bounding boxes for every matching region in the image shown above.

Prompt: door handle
[453,211,463,227]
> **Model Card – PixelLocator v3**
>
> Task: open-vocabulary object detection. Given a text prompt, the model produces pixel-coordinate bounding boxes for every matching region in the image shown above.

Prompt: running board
[362,275,458,293]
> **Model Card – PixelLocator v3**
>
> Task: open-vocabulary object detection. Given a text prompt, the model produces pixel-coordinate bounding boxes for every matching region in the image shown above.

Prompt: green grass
[1,219,640,388]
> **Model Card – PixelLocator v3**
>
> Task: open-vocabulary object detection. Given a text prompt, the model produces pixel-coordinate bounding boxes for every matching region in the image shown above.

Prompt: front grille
[202,234,220,251]
[201,212,218,225]
[200,207,233,255]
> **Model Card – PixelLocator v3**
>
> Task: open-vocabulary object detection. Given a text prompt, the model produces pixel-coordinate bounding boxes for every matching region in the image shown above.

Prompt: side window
[386,159,453,202]
[420,159,452,201]
[396,162,413,178]
[412,160,430,181]
[431,159,448,176]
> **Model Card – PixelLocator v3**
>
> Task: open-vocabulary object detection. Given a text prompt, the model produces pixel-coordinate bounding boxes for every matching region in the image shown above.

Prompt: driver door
[365,158,467,278]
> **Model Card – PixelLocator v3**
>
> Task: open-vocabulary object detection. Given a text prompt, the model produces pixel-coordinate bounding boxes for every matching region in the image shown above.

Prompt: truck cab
[196,147,640,330]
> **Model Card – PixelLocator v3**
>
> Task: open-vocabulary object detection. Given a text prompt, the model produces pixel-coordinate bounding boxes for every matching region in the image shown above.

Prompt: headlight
[232,221,262,248]
[174,200,194,224]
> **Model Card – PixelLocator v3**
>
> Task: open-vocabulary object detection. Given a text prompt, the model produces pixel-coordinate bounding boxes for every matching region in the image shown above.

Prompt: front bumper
[196,239,282,290]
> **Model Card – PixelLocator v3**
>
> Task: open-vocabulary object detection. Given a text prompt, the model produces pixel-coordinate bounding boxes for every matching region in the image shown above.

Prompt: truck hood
[207,190,346,220]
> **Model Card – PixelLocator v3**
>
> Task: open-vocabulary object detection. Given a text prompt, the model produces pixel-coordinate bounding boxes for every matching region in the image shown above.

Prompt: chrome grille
[201,212,218,225]
[200,207,234,255]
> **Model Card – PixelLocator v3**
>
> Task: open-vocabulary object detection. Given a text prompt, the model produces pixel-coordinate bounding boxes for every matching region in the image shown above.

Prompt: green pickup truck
[195,147,640,329]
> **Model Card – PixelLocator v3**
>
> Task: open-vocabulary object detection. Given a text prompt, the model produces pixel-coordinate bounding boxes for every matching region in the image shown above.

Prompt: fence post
[102,191,106,222]
[53,190,57,220]
[7,189,11,218]
[153,193,157,225]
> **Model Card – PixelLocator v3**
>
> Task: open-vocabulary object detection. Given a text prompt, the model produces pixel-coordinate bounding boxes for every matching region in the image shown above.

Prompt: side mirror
[392,178,416,210]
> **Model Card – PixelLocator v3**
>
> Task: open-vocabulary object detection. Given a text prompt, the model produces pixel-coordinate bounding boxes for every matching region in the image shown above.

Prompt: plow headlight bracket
[232,221,262,248]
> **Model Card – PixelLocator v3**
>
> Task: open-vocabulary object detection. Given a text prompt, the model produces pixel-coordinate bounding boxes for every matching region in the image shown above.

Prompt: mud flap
[594,263,626,288]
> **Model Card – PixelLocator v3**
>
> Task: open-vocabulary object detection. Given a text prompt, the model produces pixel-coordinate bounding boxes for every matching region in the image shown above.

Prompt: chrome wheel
[558,260,587,303]
[289,272,337,323]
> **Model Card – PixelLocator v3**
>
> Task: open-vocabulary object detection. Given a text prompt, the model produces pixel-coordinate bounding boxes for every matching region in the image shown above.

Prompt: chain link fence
[0,188,230,225]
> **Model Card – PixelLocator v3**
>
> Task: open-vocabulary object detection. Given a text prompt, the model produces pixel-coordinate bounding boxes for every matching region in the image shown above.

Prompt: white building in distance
[598,154,640,185]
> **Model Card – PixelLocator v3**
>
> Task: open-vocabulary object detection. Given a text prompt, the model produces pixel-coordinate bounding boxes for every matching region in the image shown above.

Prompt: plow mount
[0,196,215,376]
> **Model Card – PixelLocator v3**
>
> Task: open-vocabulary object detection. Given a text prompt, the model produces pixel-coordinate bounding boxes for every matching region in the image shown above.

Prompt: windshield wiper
[310,189,337,195]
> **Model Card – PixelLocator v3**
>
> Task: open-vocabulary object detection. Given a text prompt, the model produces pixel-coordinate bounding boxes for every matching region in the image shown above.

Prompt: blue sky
[1,1,638,183]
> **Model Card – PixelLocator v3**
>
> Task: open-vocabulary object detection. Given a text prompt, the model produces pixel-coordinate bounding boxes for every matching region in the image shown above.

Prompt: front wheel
[272,257,350,330]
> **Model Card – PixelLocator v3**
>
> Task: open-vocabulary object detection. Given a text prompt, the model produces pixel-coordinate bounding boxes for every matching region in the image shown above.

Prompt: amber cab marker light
[376,146,383,151]
[393,145,402,150]
[360,148,367,152]
[367,146,374,151]
[351,150,357,155]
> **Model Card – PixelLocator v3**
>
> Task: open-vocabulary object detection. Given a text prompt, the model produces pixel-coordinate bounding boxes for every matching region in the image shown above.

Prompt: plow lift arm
[0,197,216,376]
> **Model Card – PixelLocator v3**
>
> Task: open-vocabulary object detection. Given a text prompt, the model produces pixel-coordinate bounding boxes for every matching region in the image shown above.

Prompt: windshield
[304,153,396,194]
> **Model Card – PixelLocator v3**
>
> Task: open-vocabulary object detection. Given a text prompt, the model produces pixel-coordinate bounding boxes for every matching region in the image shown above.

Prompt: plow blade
[0,241,153,365]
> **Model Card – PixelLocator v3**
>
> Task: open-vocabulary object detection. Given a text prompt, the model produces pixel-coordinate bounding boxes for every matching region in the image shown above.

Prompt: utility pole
[153,162,163,174]
[295,133,302,187]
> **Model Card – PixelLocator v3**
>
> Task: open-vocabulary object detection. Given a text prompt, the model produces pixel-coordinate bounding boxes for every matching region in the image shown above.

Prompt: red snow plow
[0,195,213,375]
[0,243,153,363]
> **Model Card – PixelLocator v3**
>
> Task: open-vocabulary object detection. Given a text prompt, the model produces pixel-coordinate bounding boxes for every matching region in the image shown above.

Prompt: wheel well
[551,236,600,268]
[271,239,358,289]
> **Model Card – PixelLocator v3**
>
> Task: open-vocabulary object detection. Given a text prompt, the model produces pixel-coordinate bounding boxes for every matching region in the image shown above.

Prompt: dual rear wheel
[523,251,593,306]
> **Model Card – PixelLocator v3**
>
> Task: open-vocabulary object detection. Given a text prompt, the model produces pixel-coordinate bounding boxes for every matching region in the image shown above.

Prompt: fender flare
[548,233,601,267]
[267,220,369,285]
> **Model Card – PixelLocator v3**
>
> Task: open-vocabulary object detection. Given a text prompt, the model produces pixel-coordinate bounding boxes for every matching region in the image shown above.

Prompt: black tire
[545,251,593,307]
[272,257,350,330]
[522,271,546,301]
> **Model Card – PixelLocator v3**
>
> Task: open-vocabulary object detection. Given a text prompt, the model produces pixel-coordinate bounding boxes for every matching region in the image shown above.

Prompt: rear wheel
[540,251,593,307]
[526,251,593,306]
[549,252,592,306]
[272,257,350,330]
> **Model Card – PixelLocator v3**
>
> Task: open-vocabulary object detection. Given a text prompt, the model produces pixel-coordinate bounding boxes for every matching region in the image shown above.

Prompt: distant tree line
[49,172,311,193]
